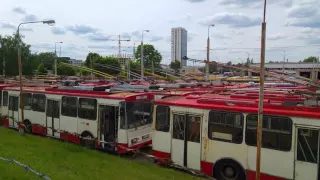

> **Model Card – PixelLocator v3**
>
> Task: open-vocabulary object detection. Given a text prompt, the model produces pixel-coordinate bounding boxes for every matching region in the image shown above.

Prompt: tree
[170,60,181,71]
[36,52,56,70]
[57,63,76,76]
[134,44,162,69]
[94,56,121,75]
[303,56,319,63]
[84,52,101,67]
[37,63,48,74]
[0,34,36,76]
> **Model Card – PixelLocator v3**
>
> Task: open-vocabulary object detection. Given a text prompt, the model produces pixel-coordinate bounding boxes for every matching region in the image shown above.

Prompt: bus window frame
[122,99,153,130]
[61,96,78,118]
[208,110,244,144]
[23,93,32,110]
[3,91,8,107]
[245,114,293,152]
[78,98,97,120]
[155,105,170,132]
[32,93,46,112]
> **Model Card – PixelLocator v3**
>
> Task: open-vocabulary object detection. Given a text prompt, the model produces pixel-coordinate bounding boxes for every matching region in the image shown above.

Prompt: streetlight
[141,30,149,80]
[55,41,63,75]
[206,24,214,81]
[17,20,55,136]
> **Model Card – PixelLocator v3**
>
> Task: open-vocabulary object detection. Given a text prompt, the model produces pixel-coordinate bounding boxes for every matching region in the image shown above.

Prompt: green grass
[0,128,202,180]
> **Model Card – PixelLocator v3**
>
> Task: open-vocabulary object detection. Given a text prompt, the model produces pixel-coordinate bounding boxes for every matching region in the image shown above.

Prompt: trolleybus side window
[61,96,78,117]
[245,114,292,151]
[32,94,46,112]
[155,105,170,132]
[46,100,60,118]
[23,93,32,110]
[296,128,319,163]
[3,91,8,106]
[8,96,18,111]
[208,110,243,144]
[78,98,97,120]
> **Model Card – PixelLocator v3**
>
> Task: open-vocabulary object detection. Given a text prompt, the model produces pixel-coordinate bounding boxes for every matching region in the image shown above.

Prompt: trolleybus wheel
[23,120,32,134]
[214,159,245,180]
[80,132,95,149]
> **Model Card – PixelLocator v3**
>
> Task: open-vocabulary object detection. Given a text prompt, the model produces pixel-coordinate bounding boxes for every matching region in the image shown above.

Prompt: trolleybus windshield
[125,100,153,129]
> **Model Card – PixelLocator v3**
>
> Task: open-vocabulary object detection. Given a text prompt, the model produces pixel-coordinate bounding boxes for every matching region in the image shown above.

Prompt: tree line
[0,34,163,78]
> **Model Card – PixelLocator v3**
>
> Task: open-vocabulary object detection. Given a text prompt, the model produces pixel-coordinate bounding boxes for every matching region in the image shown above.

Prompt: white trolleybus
[152,91,320,180]
[2,86,153,153]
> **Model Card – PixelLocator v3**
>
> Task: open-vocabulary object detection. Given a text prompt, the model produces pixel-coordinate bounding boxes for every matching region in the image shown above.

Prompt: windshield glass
[125,100,153,129]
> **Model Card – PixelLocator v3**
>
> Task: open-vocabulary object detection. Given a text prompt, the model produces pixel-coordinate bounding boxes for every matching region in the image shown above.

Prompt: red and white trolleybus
[152,91,320,180]
[2,86,153,153]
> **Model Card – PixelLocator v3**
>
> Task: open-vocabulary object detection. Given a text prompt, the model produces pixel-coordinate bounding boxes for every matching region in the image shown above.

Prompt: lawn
[0,128,202,180]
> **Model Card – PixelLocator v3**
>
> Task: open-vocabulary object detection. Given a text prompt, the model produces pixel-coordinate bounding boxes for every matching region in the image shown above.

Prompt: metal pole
[2,55,5,77]
[206,26,210,82]
[282,50,285,73]
[256,0,267,179]
[17,24,25,136]
[55,43,57,76]
[90,52,93,79]
[2,42,5,77]
[141,32,144,80]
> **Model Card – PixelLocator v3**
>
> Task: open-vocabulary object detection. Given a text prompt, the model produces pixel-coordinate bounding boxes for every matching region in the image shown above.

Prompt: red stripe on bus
[2,118,9,127]
[117,140,152,154]
[200,161,214,176]
[152,150,171,165]
[60,132,81,144]
[32,124,47,136]
[246,170,286,180]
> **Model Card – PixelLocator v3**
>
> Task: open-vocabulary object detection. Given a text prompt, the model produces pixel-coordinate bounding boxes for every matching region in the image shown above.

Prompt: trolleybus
[152,92,320,180]
[2,86,153,153]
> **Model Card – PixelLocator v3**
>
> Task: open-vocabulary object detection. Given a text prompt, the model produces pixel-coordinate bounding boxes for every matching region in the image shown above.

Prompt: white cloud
[0,0,317,62]
[267,33,287,40]
[198,12,261,27]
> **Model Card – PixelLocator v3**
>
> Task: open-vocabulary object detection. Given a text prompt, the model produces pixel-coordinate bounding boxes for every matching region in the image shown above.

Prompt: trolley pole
[256,0,267,179]
[140,30,149,80]
[206,24,214,82]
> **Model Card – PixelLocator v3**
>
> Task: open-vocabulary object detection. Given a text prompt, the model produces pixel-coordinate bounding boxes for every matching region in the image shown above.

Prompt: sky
[0,0,319,66]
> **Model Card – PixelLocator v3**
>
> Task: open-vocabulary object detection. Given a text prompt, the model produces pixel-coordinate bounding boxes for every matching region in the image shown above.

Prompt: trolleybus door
[171,114,201,170]
[46,99,60,138]
[8,96,19,128]
[294,127,320,180]
[99,105,118,151]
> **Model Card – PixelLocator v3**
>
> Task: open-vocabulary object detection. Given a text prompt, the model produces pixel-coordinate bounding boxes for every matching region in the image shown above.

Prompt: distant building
[171,27,187,67]
[68,59,83,66]
[250,62,320,80]
[109,53,134,67]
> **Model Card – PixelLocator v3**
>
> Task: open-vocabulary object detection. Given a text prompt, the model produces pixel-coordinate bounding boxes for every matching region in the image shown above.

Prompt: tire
[214,159,246,180]
[23,120,32,134]
[80,132,95,149]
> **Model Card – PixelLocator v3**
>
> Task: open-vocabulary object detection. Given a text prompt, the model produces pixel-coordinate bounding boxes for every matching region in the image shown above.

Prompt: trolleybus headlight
[131,138,138,144]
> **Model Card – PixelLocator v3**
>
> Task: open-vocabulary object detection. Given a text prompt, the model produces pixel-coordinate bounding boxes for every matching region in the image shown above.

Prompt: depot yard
[0,128,201,180]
